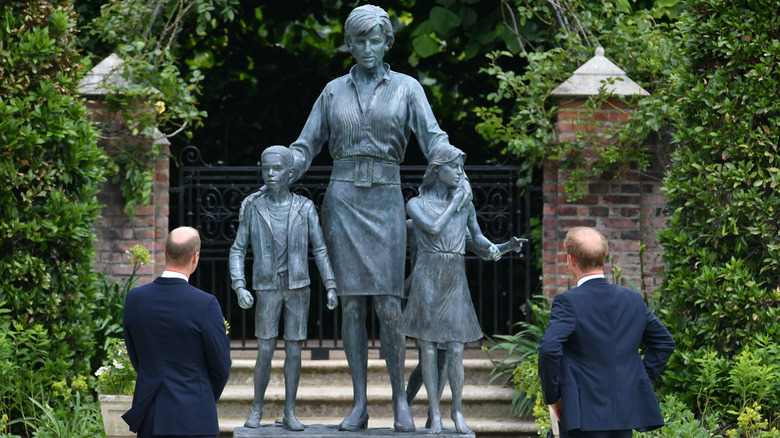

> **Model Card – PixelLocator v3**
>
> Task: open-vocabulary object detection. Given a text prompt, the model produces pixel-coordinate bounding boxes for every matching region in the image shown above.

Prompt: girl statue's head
[419,145,465,195]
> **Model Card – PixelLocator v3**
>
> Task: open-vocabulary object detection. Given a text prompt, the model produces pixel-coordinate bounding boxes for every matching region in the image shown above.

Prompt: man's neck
[162,269,189,281]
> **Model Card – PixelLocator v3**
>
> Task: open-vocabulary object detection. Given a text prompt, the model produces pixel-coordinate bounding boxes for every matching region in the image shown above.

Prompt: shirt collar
[577,273,605,287]
[347,63,392,84]
[161,270,189,281]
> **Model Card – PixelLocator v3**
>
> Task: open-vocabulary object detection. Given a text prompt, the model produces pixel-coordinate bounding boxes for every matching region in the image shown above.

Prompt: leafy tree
[474,0,682,195]
[162,1,521,166]
[76,0,238,215]
[0,0,106,433]
[656,0,780,426]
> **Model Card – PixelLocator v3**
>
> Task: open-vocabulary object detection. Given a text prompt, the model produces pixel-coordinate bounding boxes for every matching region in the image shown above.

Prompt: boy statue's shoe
[244,408,262,428]
[282,415,305,431]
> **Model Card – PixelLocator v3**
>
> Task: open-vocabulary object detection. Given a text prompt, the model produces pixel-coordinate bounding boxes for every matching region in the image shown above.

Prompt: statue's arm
[229,202,255,309]
[306,202,338,309]
[407,193,463,235]
[465,203,500,260]
[229,205,250,291]
[289,90,330,182]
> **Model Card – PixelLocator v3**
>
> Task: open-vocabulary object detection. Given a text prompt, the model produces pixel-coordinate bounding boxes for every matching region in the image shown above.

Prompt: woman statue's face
[350,25,388,71]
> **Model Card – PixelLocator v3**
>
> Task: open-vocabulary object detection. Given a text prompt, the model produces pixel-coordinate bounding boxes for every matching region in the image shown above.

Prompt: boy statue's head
[261,145,294,193]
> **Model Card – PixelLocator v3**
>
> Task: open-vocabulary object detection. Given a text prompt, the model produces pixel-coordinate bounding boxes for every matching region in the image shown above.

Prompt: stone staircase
[217,343,537,437]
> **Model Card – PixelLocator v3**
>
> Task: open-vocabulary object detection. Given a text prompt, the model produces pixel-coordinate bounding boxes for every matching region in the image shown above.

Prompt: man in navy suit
[123,226,232,438]
[538,227,675,438]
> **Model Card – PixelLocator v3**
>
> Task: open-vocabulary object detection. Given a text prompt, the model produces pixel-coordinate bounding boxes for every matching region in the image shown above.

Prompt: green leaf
[412,34,440,58]
[429,6,461,36]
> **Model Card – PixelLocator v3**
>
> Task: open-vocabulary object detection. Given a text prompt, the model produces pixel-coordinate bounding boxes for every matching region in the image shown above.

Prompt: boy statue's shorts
[254,271,310,341]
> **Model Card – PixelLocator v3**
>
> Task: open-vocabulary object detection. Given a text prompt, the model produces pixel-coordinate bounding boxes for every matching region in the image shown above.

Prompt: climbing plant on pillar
[80,0,238,216]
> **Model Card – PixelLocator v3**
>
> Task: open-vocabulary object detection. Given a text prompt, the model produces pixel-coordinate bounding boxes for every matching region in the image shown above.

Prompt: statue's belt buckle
[353,159,374,188]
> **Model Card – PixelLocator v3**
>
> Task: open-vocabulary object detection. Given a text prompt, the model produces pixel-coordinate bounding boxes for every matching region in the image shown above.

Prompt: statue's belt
[331,157,401,187]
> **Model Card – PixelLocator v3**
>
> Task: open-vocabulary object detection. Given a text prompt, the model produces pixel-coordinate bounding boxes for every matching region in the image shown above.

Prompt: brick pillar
[80,54,169,287]
[88,102,169,287]
[542,98,666,298]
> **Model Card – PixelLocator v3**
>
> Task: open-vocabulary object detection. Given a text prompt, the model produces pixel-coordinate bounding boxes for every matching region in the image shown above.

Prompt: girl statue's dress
[399,199,483,344]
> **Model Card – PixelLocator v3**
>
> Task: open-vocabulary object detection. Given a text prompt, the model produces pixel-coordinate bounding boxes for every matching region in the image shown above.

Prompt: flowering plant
[94,338,135,395]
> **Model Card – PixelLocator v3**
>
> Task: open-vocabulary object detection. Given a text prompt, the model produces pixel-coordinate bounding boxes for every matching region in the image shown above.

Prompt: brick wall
[86,99,169,287]
[542,98,667,297]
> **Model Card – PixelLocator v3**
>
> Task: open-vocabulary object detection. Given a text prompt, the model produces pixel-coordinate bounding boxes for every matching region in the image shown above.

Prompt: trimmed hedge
[657,0,780,423]
[0,0,106,431]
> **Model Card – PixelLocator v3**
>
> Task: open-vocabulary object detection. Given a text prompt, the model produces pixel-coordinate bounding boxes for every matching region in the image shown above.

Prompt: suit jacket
[537,278,675,433]
[122,277,232,436]
[229,191,336,292]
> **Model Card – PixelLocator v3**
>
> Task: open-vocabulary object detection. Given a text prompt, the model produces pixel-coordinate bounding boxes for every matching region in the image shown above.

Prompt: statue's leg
[419,340,442,434]
[374,295,415,432]
[282,340,305,431]
[245,337,275,428]
[446,341,471,434]
[338,295,369,431]
[406,354,423,406]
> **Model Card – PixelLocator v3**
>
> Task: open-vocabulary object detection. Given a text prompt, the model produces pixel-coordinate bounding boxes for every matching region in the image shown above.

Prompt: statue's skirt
[321,179,406,298]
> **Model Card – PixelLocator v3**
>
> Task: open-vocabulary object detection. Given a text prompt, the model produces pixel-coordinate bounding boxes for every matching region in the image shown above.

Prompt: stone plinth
[233,424,474,437]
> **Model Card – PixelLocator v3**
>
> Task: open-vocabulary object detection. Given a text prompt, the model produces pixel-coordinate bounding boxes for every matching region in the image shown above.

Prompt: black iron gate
[171,145,540,353]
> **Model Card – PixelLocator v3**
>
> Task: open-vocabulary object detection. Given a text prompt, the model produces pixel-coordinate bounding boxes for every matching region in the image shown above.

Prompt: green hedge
[657,0,780,427]
[0,1,106,433]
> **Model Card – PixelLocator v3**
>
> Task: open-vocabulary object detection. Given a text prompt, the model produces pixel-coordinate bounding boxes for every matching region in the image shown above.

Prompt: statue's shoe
[282,415,305,431]
[393,400,416,433]
[338,409,369,431]
[244,408,262,428]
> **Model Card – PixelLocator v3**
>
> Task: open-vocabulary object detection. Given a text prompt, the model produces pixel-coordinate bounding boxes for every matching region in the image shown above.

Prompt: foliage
[0,1,106,435]
[91,244,151,371]
[78,0,238,216]
[511,354,552,435]
[26,392,103,438]
[656,0,780,430]
[94,338,136,396]
[474,0,682,197]
[664,337,780,432]
[636,394,722,438]
[484,294,550,418]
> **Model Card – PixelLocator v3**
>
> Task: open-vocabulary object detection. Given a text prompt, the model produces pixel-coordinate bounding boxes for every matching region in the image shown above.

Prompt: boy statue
[229,145,338,431]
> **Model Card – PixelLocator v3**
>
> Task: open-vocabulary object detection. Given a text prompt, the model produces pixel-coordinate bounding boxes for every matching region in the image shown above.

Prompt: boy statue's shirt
[267,200,291,274]
[229,190,336,293]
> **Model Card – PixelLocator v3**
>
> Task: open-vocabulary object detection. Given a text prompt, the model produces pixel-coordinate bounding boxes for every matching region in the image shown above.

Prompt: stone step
[227,358,503,388]
[218,417,538,438]
[218,385,515,420]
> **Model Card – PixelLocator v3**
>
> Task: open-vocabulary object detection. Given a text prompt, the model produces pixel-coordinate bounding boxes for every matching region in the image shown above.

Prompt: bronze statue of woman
[288,4,471,432]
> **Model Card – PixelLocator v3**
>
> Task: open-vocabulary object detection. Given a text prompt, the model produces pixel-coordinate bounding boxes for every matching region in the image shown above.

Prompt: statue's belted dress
[290,65,451,298]
[398,199,482,343]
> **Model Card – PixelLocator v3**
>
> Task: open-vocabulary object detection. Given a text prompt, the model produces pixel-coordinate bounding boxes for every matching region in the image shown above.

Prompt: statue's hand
[510,236,526,252]
[237,287,254,309]
[488,244,501,261]
[457,176,473,211]
[326,289,338,310]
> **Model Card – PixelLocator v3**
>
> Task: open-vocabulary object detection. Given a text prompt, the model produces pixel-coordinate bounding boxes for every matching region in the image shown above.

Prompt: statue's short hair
[344,5,395,50]
[564,227,608,270]
[261,145,294,168]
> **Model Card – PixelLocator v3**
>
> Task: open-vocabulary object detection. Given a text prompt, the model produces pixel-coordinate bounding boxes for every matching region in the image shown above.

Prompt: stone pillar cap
[78,53,160,96]
[551,47,649,97]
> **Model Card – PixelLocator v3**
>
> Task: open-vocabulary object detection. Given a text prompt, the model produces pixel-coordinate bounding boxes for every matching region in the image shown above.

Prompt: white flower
[95,366,108,377]
[113,360,125,370]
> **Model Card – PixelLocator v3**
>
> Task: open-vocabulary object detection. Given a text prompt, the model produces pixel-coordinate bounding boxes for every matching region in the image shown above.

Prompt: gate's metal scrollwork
[172,145,540,352]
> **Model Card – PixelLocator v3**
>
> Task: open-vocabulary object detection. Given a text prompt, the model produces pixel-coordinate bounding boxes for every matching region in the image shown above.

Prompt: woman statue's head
[344,5,395,52]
